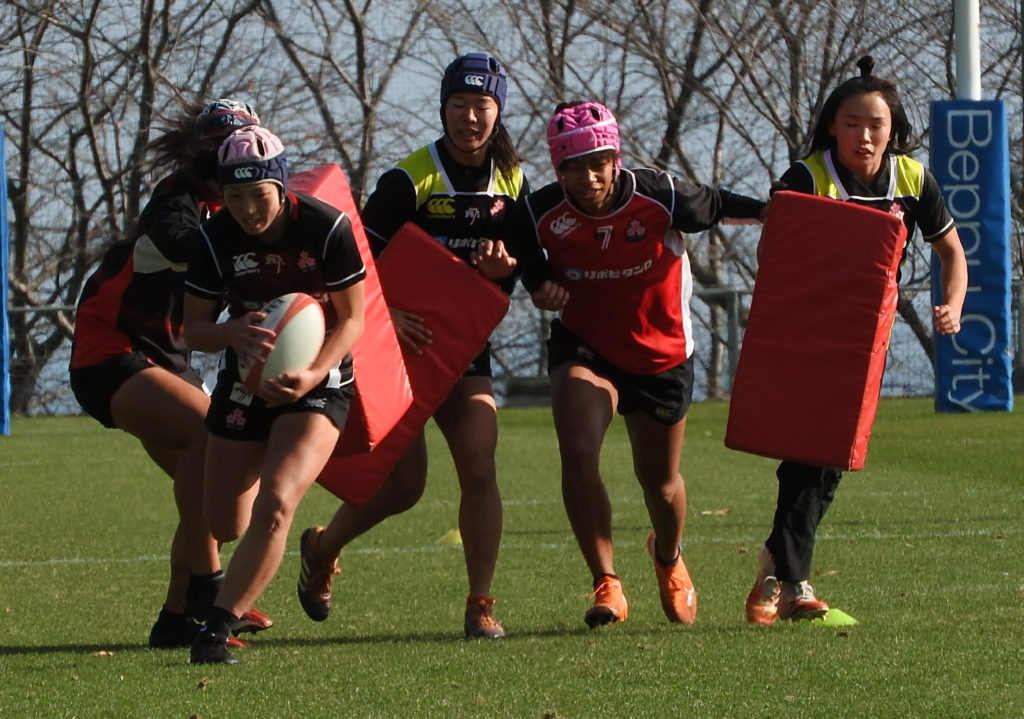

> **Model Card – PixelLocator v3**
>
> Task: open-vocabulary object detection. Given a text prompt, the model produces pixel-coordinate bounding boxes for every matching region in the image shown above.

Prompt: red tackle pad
[288,164,412,453]
[725,191,907,470]
[316,222,510,506]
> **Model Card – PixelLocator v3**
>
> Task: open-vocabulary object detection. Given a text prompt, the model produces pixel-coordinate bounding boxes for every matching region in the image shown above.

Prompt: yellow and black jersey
[781,149,954,242]
[360,140,527,293]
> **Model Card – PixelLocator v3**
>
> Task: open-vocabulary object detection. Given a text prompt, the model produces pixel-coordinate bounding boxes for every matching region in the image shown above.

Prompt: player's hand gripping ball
[238,292,325,392]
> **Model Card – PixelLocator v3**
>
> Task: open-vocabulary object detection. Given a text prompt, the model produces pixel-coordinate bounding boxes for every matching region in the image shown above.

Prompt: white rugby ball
[238,292,326,392]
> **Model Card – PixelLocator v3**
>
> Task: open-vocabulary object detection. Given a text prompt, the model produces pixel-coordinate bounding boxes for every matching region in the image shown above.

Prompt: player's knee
[208,517,244,544]
[454,451,497,493]
[247,492,295,538]
[381,470,427,514]
[557,434,602,469]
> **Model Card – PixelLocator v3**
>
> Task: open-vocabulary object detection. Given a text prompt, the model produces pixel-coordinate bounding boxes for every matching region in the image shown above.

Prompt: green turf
[1,399,1021,718]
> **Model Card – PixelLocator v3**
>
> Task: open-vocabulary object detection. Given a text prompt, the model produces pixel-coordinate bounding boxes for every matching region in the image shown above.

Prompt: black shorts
[546,320,694,424]
[70,351,204,429]
[463,343,493,379]
[205,360,355,441]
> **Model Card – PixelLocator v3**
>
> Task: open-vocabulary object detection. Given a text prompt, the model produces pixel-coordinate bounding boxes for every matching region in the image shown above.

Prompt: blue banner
[929,100,1013,412]
[1,123,9,434]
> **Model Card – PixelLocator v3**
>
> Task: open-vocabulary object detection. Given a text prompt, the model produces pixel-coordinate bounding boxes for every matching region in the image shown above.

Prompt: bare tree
[1,0,1020,411]
[253,0,436,200]
[1,1,263,413]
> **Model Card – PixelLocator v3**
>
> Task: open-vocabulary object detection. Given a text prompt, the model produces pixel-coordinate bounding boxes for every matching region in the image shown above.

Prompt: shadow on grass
[274,625,598,647]
[0,629,570,657]
[0,618,780,658]
[0,642,160,656]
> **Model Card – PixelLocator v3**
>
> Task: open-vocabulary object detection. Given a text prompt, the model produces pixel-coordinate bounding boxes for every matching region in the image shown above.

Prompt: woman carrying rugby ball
[69,99,272,649]
[182,126,366,664]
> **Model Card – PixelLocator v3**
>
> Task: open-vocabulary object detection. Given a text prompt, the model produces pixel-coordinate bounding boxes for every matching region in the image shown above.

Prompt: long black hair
[487,124,520,176]
[147,98,260,181]
[805,56,919,158]
[145,103,222,181]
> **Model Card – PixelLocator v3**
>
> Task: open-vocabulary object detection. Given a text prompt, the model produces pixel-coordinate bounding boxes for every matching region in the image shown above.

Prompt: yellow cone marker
[437,528,463,546]
[809,608,858,626]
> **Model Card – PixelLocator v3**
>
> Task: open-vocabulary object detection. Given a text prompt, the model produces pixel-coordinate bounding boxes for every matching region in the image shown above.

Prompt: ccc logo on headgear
[463,74,485,87]
[233,167,257,179]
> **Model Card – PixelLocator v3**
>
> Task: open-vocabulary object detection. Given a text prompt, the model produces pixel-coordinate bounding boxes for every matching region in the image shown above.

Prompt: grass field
[1,398,1021,718]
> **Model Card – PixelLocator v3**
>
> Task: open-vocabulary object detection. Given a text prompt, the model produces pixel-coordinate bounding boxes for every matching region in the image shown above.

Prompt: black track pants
[765,461,842,582]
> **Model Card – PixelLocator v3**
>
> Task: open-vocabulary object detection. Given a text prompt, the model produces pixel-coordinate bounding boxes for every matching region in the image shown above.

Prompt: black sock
[184,570,224,622]
[592,573,619,587]
[204,607,239,639]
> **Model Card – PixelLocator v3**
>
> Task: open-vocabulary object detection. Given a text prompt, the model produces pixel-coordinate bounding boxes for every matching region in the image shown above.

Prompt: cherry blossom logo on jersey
[490,198,505,216]
[888,202,905,221]
[226,408,246,428]
[297,250,317,271]
[550,212,578,237]
[625,219,647,243]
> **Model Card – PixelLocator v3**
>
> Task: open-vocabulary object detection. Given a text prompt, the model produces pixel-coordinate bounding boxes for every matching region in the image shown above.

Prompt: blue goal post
[1,123,10,434]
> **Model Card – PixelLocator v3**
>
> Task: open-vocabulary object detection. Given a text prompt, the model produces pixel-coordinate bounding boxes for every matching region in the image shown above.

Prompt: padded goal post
[725,191,907,471]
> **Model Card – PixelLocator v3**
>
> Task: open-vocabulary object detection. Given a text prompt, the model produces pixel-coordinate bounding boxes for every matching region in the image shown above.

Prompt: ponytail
[488,125,520,176]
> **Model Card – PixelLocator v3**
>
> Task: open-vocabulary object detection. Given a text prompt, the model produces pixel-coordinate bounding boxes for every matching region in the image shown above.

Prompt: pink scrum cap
[217,126,288,189]
[546,101,620,173]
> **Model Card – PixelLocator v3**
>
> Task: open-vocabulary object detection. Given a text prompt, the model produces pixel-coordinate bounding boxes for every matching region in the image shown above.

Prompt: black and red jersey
[70,173,219,373]
[185,190,366,330]
[509,168,764,375]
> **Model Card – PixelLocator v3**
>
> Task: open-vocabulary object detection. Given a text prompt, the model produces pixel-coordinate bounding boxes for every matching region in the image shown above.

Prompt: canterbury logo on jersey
[232,253,259,275]
[550,212,578,237]
[425,197,457,218]
[562,259,653,281]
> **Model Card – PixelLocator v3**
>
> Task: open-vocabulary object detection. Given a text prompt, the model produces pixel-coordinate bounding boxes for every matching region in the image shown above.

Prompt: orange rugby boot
[584,575,629,628]
[646,532,697,624]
